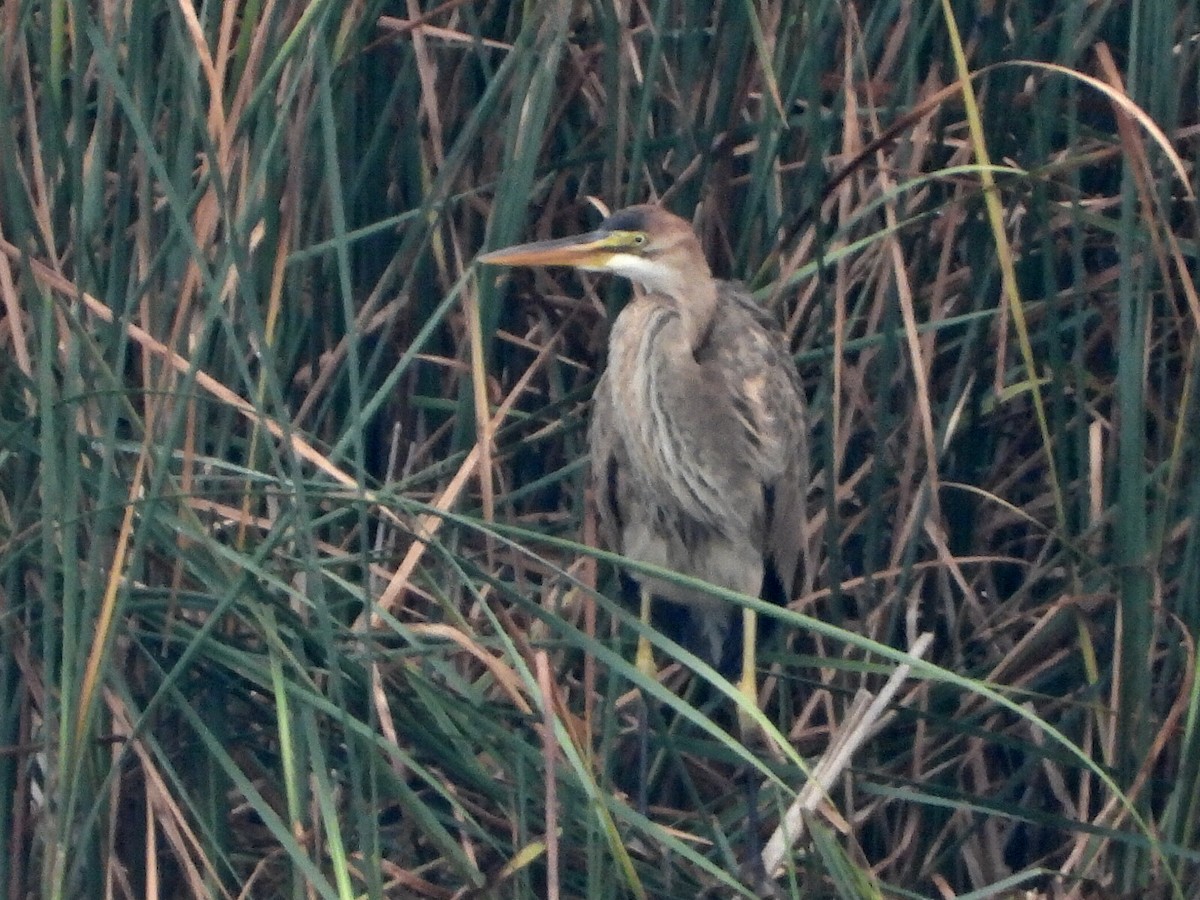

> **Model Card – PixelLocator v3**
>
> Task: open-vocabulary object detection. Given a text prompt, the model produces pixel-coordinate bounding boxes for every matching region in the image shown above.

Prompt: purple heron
[480,204,806,725]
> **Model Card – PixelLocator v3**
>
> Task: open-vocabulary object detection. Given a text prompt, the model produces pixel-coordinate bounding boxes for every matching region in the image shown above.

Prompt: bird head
[479,204,709,299]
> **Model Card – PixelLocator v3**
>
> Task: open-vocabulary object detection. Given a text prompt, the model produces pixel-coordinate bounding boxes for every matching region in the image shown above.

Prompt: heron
[479,204,807,727]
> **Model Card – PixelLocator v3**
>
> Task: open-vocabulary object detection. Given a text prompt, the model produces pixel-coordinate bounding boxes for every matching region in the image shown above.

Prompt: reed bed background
[2,1,1198,898]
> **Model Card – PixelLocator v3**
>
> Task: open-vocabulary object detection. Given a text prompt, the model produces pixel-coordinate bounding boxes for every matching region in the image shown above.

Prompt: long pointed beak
[478,230,616,269]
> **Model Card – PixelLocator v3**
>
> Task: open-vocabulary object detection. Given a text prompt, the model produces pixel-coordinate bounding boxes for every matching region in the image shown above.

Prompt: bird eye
[633,233,647,245]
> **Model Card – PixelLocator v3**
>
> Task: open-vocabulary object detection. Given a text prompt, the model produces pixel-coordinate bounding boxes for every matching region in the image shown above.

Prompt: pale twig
[760,631,933,875]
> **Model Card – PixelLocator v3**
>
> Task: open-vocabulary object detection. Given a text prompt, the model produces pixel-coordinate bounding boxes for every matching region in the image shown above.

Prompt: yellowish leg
[636,588,656,677]
[737,607,759,735]
[737,607,766,882]
[635,588,655,816]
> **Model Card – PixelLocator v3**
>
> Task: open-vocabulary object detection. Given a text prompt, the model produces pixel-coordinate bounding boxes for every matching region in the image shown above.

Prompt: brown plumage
[481,204,807,704]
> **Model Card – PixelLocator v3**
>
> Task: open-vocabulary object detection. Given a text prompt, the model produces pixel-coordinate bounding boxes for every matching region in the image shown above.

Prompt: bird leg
[736,606,773,890]
[636,587,655,818]
[736,607,759,735]
[636,587,656,677]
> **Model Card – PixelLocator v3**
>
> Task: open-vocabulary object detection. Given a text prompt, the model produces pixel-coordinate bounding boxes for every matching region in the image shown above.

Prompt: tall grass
[1,1,1198,897]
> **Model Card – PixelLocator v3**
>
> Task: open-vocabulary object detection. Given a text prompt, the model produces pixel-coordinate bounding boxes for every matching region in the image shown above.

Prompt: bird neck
[688,278,719,353]
[646,265,718,355]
